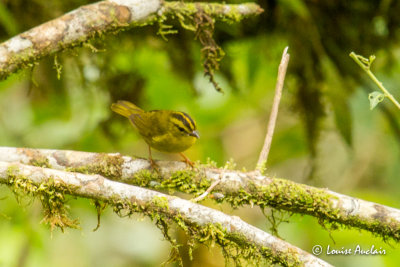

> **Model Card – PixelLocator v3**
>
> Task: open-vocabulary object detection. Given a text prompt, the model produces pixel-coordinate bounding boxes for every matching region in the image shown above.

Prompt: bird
[111,100,199,169]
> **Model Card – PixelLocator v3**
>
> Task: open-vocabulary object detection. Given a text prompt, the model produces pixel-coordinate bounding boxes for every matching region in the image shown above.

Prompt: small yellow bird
[111,100,199,168]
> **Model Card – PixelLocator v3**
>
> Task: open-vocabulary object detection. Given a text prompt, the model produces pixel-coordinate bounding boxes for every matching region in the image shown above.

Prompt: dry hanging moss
[193,9,225,93]
[6,166,79,232]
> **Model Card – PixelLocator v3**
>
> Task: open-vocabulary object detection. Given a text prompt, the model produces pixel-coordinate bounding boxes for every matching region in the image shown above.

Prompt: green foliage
[321,57,353,145]
[0,2,19,36]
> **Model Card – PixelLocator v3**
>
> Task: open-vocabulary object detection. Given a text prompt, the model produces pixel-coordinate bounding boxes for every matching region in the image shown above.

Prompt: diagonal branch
[0,0,263,80]
[1,147,399,243]
[0,161,331,267]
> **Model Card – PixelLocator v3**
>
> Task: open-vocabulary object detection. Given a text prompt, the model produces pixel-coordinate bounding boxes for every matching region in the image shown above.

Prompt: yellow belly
[143,133,196,153]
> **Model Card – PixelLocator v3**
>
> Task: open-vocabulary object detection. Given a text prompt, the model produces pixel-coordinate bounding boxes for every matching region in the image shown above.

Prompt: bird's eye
[177,126,186,133]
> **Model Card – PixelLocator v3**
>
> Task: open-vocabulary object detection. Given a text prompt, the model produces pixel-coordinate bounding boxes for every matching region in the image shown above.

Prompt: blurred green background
[0,0,400,266]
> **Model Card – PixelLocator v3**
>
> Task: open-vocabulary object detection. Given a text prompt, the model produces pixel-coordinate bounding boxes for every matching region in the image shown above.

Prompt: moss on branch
[5,166,79,232]
[1,166,293,265]
[58,154,400,243]
[0,1,263,81]
[5,144,399,243]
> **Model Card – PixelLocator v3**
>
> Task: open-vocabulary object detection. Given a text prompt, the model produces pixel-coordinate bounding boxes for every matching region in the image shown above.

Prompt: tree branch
[1,147,399,242]
[0,161,331,267]
[0,0,263,80]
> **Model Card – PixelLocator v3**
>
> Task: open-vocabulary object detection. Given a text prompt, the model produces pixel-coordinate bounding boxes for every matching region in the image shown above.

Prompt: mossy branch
[1,147,400,243]
[161,2,263,22]
[0,161,331,267]
[0,0,263,81]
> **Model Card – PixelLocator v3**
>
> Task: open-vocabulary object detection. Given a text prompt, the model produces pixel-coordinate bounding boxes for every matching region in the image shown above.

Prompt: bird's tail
[111,100,144,118]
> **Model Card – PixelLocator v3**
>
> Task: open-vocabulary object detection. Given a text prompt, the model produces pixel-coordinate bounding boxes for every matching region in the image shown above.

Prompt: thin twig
[257,46,290,170]
[192,179,221,202]
[349,52,400,110]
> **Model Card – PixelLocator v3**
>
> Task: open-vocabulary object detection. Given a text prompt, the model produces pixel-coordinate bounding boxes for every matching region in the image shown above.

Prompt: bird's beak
[190,130,200,138]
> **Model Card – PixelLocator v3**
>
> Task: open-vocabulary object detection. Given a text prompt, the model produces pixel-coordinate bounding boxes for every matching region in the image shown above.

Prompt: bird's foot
[149,158,160,173]
[179,153,195,168]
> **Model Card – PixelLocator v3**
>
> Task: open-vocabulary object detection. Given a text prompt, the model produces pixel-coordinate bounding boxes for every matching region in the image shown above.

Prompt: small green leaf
[358,55,370,66]
[369,55,376,64]
[368,91,385,110]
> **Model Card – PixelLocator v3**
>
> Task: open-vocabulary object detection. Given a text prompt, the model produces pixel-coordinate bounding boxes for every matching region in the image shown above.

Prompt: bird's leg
[148,146,159,171]
[179,152,195,168]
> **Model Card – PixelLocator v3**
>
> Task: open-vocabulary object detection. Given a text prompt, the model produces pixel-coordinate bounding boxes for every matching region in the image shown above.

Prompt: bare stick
[257,47,290,169]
